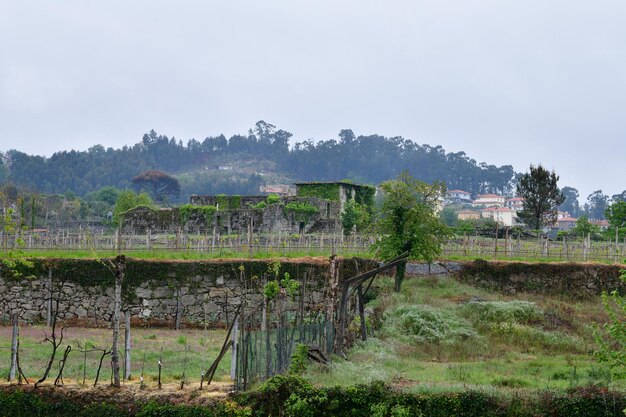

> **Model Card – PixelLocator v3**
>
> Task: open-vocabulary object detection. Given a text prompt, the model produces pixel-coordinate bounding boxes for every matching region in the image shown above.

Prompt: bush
[460,300,542,326]
[384,304,479,344]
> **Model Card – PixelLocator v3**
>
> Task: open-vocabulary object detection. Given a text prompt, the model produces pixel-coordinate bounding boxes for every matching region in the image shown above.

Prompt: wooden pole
[9,313,18,382]
[124,311,131,380]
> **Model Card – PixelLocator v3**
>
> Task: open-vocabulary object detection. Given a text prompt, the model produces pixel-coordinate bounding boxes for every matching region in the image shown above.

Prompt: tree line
[1,121,517,199]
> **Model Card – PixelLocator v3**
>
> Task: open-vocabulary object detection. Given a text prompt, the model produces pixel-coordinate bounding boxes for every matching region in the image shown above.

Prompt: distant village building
[259,184,294,196]
[456,210,481,221]
[473,194,505,208]
[481,207,515,226]
[446,189,472,204]
[505,197,524,211]
[591,219,610,230]
[557,216,577,231]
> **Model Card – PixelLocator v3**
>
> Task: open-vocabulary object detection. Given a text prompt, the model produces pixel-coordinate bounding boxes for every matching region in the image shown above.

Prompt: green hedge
[1,380,625,417]
[0,390,251,417]
[235,376,626,417]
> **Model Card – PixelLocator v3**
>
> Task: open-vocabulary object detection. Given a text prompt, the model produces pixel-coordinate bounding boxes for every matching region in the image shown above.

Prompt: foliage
[354,185,376,208]
[296,183,341,201]
[0,208,34,277]
[263,262,300,300]
[289,344,309,375]
[179,204,217,225]
[341,199,370,236]
[5,122,520,202]
[516,164,565,230]
[595,270,626,379]
[371,172,451,290]
[113,190,155,224]
[605,201,626,239]
[460,300,542,326]
[266,194,281,205]
[250,201,267,210]
[571,215,600,238]
[216,194,229,210]
[131,170,181,202]
[559,186,581,217]
[235,374,626,417]
[384,304,479,344]
[229,195,242,210]
[440,207,458,227]
[585,190,610,220]
[283,202,319,222]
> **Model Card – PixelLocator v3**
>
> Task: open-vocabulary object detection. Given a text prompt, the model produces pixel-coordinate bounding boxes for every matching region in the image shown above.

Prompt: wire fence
[4,229,626,263]
[234,321,333,390]
[443,236,626,263]
[7,230,375,257]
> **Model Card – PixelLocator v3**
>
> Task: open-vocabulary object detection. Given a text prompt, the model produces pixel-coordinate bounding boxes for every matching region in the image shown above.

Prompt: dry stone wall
[457,259,626,298]
[0,257,377,327]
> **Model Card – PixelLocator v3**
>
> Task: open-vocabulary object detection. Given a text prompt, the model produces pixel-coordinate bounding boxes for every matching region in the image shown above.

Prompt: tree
[516,165,565,230]
[341,199,370,236]
[372,172,451,292]
[131,170,180,202]
[611,190,626,203]
[559,186,580,217]
[595,270,626,380]
[584,190,610,220]
[571,215,599,238]
[440,207,458,227]
[112,190,154,224]
[605,201,626,239]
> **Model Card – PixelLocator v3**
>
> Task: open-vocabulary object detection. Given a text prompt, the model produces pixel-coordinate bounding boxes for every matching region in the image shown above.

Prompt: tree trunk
[124,311,131,380]
[394,260,407,292]
[111,255,125,387]
[9,313,18,382]
[46,269,52,327]
[230,316,238,380]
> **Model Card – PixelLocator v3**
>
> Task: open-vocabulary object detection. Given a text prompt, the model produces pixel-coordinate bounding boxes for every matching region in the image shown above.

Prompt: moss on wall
[296,183,341,201]
[458,259,626,298]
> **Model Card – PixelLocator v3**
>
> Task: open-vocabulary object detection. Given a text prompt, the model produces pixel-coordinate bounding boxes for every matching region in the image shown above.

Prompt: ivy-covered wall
[122,196,343,235]
[0,257,377,326]
[457,259,626,298]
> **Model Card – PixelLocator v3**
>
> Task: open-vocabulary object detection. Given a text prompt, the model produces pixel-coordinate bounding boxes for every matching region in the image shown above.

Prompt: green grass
[305,274,624,393]
[0,326,231,387]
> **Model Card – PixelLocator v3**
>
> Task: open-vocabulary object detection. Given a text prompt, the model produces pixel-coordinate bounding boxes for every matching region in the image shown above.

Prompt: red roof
[477,194,503,199]
[557,217,577,222]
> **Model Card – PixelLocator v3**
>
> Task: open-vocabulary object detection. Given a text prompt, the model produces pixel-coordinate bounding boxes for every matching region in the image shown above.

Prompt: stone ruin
[121,181,375,235]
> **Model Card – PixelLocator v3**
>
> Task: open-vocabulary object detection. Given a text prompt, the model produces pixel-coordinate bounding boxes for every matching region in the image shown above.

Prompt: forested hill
[1,121,517,198]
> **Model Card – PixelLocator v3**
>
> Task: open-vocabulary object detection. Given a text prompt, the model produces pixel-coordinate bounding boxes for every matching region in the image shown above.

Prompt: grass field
[305,274,625,393]
[1,272,623,396]
[0,326,232,389]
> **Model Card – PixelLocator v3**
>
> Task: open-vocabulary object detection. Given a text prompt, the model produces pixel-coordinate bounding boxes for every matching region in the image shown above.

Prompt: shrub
[266,194,281,204]
[460,300,542,326]
[384,304,479,344]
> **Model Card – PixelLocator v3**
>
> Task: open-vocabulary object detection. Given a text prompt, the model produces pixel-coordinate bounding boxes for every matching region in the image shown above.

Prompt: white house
[505,197,524,211]
[446,189,472,204]
[473,194,506,208]
[481,207,515,226]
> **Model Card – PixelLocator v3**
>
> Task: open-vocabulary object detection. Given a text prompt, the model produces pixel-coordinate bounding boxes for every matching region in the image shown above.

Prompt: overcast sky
[1,1,625,200]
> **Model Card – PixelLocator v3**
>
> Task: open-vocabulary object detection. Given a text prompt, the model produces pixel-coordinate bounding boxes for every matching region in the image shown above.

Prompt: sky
[1,1,625,200]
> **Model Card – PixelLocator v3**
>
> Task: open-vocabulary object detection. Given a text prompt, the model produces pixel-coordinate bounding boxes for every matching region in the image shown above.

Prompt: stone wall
[121,197,342,235]
[457,259,626,298]
[0,257,377,326]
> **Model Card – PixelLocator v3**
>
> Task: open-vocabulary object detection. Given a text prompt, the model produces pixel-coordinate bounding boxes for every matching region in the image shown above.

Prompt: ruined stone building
[121,181,375,235]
